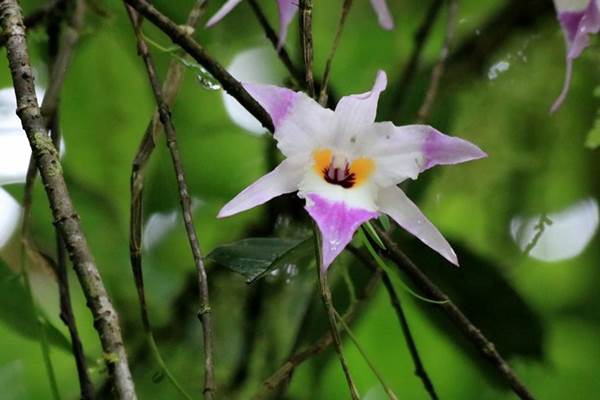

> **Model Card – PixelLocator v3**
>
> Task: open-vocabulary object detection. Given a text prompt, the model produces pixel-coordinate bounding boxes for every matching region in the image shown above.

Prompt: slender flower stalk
[218,70,486,269]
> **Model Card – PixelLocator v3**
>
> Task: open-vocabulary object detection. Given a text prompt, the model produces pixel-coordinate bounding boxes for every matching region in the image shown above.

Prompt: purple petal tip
[306,194,378,269]
[422,129,487,171]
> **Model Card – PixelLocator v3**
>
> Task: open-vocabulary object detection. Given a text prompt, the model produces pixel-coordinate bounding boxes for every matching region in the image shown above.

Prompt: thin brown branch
[0,1,136,398]
[416,0,458,123]
[374,226,535,400]
[30,4,96,397]
[298,0,315,97]
[123,0,274,132]
[391,0,443,118]
[318,0,353,105]
[349,245,438,400]
[252,271,381,400]
[55,210,96,400]
[125,6,215,399]
[246,0,303,85]
[128,0,207,335]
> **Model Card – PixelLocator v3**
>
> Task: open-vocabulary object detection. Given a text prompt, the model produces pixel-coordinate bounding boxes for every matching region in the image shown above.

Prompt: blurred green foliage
[0,0,598,399]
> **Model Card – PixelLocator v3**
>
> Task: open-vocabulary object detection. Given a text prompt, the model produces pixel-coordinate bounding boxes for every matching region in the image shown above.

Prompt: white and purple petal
[369,0,394,30]
[334,70,387,138]
[218,156,306,218]
[366,123,486,186]
[277,0,298,49]
[305,193,378,269]
[206,0,243,27]
[377,186,458,266]
[243,82,336,157]
[551,0,600,112]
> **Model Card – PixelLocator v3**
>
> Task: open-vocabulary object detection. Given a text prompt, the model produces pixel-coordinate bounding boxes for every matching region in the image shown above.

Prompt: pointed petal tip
[205,10,227,28]
[422,129,488,170]
[374,69,388,92]
[380,20,395,30]
[447,250,459,267]
[321,255,334,271]
[216,208,229,219]
[205,18,217,28]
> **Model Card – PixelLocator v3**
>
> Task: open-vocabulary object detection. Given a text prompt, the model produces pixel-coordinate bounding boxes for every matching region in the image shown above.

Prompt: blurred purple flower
[206,0,394,50]
[218,71,486,269]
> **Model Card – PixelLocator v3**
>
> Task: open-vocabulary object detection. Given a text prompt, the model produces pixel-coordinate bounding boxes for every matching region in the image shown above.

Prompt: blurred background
[0,0,599,398]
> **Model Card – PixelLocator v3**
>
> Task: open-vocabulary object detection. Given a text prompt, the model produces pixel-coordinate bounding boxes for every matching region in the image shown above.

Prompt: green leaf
[207,237,314,283]
[0,259,71,353]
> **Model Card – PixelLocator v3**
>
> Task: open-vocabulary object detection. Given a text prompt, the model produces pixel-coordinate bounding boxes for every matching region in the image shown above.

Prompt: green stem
[334,310,399,400]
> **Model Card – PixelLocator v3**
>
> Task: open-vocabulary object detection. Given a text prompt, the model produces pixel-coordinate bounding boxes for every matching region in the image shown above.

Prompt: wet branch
[123,0,274,132]
[416,0,458,123]
[125,6,215,399]
[374,226,535,400]
[0,1,136,398]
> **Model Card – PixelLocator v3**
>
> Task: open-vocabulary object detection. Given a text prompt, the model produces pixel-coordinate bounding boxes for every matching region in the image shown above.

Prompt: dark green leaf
[207,237,314,283]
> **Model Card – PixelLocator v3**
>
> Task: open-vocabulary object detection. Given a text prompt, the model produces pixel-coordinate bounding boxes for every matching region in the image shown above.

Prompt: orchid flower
[206,0,394,49]
[551,0,600,112]
[218,71,486,269]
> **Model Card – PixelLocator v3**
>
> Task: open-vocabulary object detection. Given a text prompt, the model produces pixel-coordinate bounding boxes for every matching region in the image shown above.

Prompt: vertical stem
[416,0,459,123]
[125,7,215,399]
[56,233,96,399]
[318,0,353,105]
[246,0,302,86]
[313,229,360,400]
[0,2,137,397]
[391,0,443,118]
[46,2,95,397]
[299,0,315,97]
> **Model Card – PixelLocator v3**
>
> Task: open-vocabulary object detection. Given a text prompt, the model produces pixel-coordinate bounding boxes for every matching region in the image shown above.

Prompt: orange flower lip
[313,148,374,189]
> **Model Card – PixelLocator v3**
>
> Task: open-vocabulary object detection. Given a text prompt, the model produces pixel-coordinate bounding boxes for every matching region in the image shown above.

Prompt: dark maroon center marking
[322,163,356,189]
